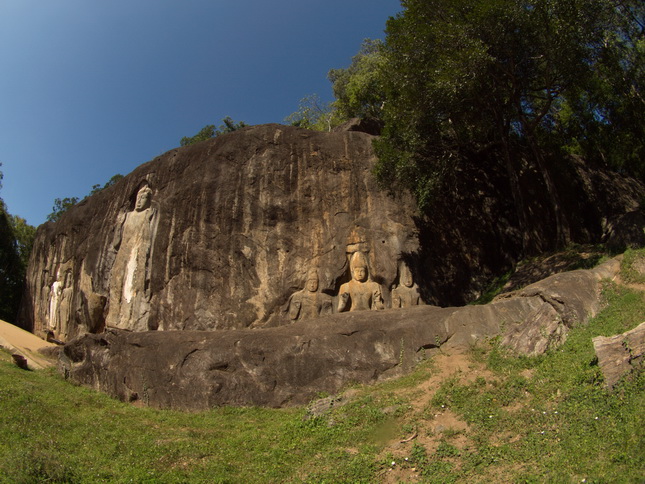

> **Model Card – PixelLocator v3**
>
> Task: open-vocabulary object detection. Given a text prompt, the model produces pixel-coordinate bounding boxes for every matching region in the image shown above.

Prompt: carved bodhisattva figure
[288,268,333,321]
[48,274,63,333]
[392,263,423,308]
[338,252,384,312]
[106,184,156,331]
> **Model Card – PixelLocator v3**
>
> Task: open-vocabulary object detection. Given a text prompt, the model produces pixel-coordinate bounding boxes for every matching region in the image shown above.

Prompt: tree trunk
[526,133,572,248]
[500,135,531,255]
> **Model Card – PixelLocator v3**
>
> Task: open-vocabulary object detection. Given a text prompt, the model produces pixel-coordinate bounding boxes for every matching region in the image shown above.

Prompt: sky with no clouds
[0,0,401,226]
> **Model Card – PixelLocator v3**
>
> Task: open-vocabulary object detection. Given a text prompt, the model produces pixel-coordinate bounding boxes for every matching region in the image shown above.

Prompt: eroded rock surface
[21,125,419,340]
[496,260,619,356]
[19,124,643,342]
[61,261,617,409]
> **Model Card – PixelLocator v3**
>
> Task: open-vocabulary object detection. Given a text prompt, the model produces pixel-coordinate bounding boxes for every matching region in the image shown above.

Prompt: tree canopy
[0,165,36,322]
[47,174,124,223]
[320,0,645,248]
[328,38,387,121]
[284,94,336,131]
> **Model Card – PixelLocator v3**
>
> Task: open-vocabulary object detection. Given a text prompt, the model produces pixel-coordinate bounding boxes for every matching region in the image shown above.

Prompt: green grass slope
[1,250,643,483]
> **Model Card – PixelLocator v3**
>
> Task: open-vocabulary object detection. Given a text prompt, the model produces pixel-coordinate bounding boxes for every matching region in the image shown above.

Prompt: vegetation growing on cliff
[46,174,124,223]
[179,117,247,147]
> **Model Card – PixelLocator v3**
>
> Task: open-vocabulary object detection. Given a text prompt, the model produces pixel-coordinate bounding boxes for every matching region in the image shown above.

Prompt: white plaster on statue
[58,270,74,339]
[48,275,63,331]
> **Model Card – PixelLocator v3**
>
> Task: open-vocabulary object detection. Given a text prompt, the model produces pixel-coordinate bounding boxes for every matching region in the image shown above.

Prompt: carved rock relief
[391,262,424,308]
[286,248,425,322]
[105,184,158,332]
[338,251,384,313]
[286,268,333,321]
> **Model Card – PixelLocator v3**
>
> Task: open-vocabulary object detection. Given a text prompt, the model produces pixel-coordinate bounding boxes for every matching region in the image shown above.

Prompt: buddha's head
[400,264,414,288]
[135,185,152,212]
[305,268,319,293]
[350,252,369,283]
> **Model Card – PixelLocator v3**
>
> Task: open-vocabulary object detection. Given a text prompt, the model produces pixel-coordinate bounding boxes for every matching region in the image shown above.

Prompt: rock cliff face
[20,125,420,340]
[19,123,644,342]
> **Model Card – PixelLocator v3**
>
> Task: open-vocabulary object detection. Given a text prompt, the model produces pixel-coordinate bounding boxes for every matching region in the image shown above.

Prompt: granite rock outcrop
[19,124,644,342]
[60,259,619,409]
[20,125,420,340]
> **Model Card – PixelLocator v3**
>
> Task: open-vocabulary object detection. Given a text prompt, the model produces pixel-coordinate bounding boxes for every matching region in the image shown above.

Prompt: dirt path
[0,319,57,369]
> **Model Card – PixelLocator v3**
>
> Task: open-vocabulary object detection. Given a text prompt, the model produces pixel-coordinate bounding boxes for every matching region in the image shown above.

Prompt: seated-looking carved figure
[392,263,423,308]
[338,252,384,312]
[288,268,333,321]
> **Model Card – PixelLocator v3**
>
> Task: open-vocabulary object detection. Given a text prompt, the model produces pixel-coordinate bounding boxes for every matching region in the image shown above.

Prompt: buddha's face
[306,276,319,292]
[135,188,151,211]
[352,265,367,282]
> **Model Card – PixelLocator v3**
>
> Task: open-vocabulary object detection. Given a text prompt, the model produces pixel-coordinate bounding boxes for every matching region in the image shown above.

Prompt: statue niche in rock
[391,263,424,308]
[287,268,333,321]
[338,251,385,312]
[105,184,157,332]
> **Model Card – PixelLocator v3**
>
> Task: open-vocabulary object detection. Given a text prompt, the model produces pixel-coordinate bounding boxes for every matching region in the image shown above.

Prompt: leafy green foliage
[556,0,645,180]
[0,206,23,322]
[46,197,80,223]
[180,116,247,146]
[89,173,124,197]
[0,165,36,322]
[284,94,337,131]
[47,174,124,223]
[339,0,645,237]
[328,38,387,121]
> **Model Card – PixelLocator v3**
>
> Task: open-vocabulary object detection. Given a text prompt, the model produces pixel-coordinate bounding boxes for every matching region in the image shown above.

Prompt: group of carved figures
[45,183,422,335]
[287,251,423,322]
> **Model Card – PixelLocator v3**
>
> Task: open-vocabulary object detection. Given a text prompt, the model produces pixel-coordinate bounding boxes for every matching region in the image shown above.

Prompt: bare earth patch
[378,350,495,483]
[0,319,57,369]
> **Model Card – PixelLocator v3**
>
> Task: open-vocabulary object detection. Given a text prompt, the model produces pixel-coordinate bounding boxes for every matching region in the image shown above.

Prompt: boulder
[497,259,618,356]
[593,321,645,389]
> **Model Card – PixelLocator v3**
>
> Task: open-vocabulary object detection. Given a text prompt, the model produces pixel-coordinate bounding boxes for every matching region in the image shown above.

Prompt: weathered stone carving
[48,274,63,333]
[391,263,423,308]
[61,259,622,410]
[338,252,384,312]
[287,268,333,321]
[58,270,74,339]
[105,184,157,331]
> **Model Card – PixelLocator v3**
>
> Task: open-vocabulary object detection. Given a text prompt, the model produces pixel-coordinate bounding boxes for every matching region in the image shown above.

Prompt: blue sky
[0,1,401,226]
